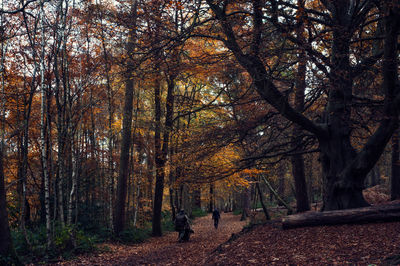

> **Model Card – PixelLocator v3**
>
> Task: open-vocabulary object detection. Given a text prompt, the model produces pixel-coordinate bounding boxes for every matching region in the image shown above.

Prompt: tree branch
[0,0,38,14]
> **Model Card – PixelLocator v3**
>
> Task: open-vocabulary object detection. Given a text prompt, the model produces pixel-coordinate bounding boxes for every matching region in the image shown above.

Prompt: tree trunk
[261,175,293,214]
[208,182,214,213]
[1,31,19,258]
[0,35,19,257]
[39,1,52,246]
[290,0,310,213]
[320,4,399,210]
[152,73,176,236]
[169,187,176,221]
[114,2,137,235]
[255,181,270,220]
[392,127,400,199]
[240,184,250,221]
[0,141,20,264]
[67,135,78,226]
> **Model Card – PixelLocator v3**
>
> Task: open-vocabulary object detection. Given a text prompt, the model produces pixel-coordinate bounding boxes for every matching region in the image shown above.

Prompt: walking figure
[212,208,220,229]
[174,209,194,242]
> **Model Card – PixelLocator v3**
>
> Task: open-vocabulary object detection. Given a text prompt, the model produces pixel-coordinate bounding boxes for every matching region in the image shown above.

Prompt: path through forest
[55,213,246,265]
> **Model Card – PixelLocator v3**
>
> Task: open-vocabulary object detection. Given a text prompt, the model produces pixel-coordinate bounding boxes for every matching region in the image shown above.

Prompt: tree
[114,0,138,235]
[290,0,310,213]
[205,0,400,211]
[392,127,400,199]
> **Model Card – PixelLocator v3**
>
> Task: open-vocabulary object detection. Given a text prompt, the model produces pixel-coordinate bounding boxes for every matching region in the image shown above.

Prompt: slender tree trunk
[193,188,201,210]
[39,0,52,247]
[240,184,250,221]
[114,0,137,235]
[67,137,78,226]
[133,182,140,227]
[208,183,214,212]
[98,2,115,229]
[152,75,163,236]
[392,127,400,200]
[152,73,176,236]
[262,175,293,214]
[290,0,310,213]
[255,181,270,220]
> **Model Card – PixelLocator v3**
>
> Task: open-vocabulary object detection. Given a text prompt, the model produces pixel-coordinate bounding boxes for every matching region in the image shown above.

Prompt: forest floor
[205,219,400,265]
[52,213,246,265]
[205,185,400,265]
[51,186,400,265]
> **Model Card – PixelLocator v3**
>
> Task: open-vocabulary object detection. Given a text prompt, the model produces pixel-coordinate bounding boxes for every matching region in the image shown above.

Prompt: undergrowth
[12,224,96,264]
[10,210,206,264]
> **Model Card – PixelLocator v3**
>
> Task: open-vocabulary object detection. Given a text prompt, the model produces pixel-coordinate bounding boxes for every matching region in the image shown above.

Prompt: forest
[0,0,399,265]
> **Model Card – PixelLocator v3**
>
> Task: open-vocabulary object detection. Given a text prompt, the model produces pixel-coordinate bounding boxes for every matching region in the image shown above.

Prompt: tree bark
[0,13,18,261]
[290,0,310,213]
[152,74,176,236]
[261,175,293,214]
[208,182,214,213]
[255,181,270,220]
[240,184,250,221]
[114,0,137,235]
[0,140,20,264]
[392,127,400,200]
[39,0,52,246]
[282,202,400,229]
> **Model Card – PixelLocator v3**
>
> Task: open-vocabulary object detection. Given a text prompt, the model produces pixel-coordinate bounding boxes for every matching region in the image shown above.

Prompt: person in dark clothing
[212,208,220,229]
[174,209,193,242]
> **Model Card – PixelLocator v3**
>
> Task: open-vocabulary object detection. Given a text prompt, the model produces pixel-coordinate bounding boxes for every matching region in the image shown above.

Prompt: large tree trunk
[206,1,400,212]
[321,3,399,210]
[282,201,400,229]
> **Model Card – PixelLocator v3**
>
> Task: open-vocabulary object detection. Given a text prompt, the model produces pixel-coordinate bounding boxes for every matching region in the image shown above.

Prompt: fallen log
[282,201,400,229]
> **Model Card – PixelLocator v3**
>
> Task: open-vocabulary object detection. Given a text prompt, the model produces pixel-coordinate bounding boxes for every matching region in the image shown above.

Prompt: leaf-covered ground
[53,212,400,265]
[204,220,400,265]
[51,186,400,265]
[53,213,246,265]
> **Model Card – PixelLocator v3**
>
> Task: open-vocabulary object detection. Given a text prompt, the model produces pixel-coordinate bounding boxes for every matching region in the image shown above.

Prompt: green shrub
[11,224,96,264]
[233,209,242,215]
[191,208,207,218]
[53,225,96,255]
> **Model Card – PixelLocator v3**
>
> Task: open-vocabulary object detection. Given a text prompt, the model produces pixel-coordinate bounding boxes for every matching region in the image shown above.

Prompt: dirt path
[56,213,246,265]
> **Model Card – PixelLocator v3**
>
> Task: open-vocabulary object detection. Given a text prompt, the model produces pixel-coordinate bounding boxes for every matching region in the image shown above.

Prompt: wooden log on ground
[282,201,400,229]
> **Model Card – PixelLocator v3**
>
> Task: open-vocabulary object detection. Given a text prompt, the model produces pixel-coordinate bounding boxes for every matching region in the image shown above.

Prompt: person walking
[212,208,220,229]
